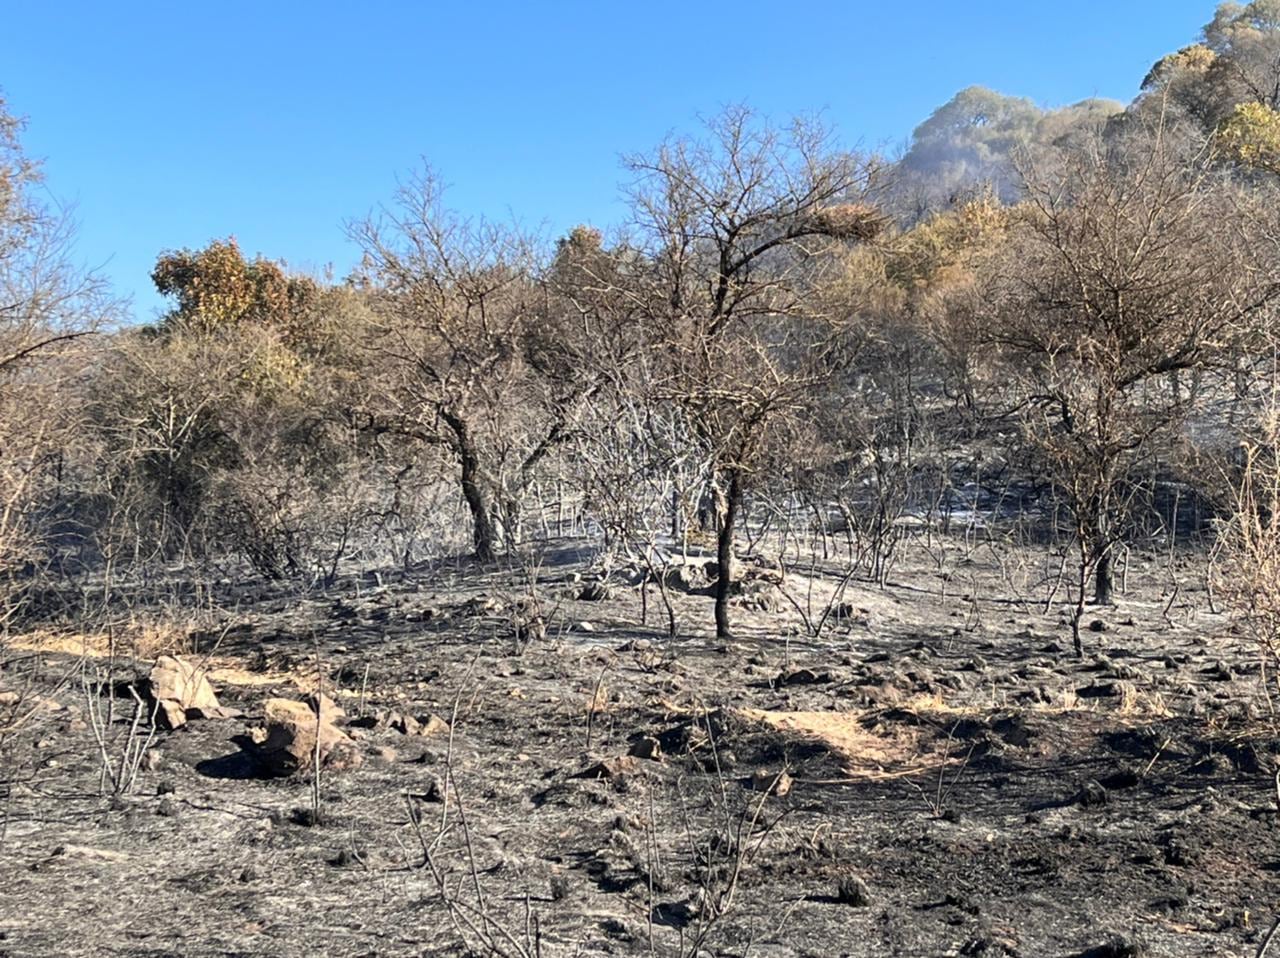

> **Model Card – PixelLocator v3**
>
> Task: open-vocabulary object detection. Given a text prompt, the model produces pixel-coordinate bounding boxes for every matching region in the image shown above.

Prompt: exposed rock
[575,755,639,780]
[305,692,345,724]
[148,655,222,730]
[251,698,362,777]
[991,715,1033,748]
[776,667,831,687]
[748,769,793,797]
[460,595,503,616]
[578,581,611,601]
[1076,779,1109,807]
[1078,934,1145,958]
[664,562,714,595]
[388,710,450,737]
[410,775,445,803]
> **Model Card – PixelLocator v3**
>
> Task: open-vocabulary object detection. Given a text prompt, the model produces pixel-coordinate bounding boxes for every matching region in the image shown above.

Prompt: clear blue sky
[4,1,1216,321]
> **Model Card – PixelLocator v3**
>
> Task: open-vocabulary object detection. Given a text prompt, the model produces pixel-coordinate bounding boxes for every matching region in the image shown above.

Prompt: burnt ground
[1,536,1279,957]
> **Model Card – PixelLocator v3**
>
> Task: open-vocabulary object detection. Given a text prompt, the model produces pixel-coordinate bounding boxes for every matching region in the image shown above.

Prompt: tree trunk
[714,468,742,642]
[1093,544,1114,606]
[443,412,498,563]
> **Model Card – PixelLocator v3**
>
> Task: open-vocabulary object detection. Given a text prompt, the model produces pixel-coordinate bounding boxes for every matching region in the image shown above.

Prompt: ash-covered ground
[2,538,1277,957]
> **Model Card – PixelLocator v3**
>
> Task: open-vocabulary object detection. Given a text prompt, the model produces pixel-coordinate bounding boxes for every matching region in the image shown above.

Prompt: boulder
[628,736,663,761]
[577,580,611,601]
[148,655,222,730]
[251,698,362,776]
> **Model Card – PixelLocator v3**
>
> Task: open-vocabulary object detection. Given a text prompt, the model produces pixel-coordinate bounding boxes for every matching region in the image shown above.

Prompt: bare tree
[0,95,111,622]
[351,171,592,562]
[979,122,1279,649]
[623,107,882,639]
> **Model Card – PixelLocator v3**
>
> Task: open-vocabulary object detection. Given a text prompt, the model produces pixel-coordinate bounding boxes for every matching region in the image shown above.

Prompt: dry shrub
[1213,405,1280,696]
[810,202,885,241]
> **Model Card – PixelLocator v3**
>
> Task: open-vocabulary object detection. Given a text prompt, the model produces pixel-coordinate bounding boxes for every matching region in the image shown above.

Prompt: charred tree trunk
[713,468,742,642]
[442,411,498,563]
[1093,544,1114,606]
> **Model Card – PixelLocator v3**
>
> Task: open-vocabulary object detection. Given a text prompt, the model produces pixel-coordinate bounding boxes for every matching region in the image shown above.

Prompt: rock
[1076,681,1124,699]
[1204,661,1234,682]
[653,896,702,926]
[748,769,793,797]
[1099,767,1141,790]
[186,703,243,721]
[389,711,419,735]
[156,699,187,730]
[148,655,222,730]
[1088,619,1108,633]
[305,692,345,724]
[578,581,610,601]
[410,775,445,803]
[991,715,1033,748]
[419,714,450,736]
[251,698,362,777]
[575,755,639,780]
[836,873,872,906]
[459,595,503,616]
[1079,934,1145,957]
[370,746,398,763]
[389,711,450,737]
[776,667,831,687]
[629,736,663,761]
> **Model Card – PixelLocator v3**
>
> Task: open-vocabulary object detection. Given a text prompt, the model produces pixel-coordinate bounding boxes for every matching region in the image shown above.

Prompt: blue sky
[4,1,1215,321]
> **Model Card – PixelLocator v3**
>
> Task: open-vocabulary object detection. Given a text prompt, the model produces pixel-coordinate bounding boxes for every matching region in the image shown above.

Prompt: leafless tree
[623,107,883,640]
[975,122,1279,651]
[351,170,594,563]
[0,96,111,624]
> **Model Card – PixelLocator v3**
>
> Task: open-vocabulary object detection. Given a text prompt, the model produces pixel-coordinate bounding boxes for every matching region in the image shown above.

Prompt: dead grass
[1,627,309,693]
[4,617,193,662]
[739,707,930,780]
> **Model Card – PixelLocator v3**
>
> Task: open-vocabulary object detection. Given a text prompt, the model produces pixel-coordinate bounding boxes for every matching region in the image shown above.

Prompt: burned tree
[980,123,1278,650]
[0,97,109,620]
[352,170,591,562]
[624,108,882,640]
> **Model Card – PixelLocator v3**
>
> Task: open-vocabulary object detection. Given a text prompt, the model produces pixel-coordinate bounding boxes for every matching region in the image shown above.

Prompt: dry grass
[4,623,185,661]
[2,624,308,692]
[740,707,930,780]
